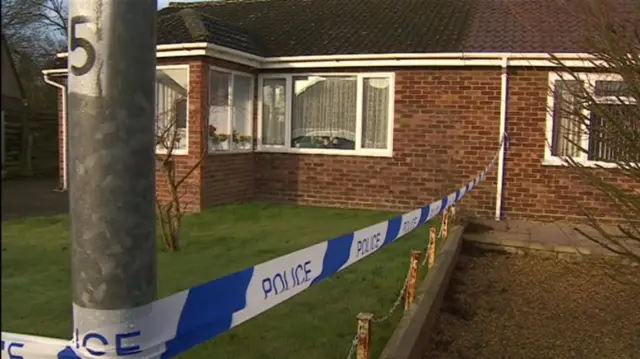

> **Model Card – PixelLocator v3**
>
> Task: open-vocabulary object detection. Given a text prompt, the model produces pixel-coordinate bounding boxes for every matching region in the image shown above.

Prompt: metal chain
[372,265,412,324]
[345,224,448,358]
[344,333,359,359]
[421,237,436,267]
[421,246,429,266]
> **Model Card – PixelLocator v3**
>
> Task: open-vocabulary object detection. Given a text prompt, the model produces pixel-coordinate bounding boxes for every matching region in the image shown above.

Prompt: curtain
[588,80,636,162]
[291,76,357,149]
[261,79,286,145]
[362,78,389,149]
[232,75,252,137]
[209,71,230,151]
[589,104,639,162]
[551,80,583,157]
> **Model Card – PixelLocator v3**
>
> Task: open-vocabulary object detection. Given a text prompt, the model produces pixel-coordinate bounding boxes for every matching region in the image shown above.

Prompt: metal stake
[356,313,373,359]
[404,250,421,310]
[441,208,450,240]
[428,227,436,269]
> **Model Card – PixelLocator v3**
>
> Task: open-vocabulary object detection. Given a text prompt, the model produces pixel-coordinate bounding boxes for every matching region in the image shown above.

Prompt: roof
[463,0,638,53]
[46,0,638,70]
[160,0,473,56]
[1,33,26,100]
[158,8,264,54]
[159,0,637,56]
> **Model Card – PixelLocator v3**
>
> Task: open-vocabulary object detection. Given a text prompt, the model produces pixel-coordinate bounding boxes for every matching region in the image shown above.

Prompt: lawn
[1,203,439,359]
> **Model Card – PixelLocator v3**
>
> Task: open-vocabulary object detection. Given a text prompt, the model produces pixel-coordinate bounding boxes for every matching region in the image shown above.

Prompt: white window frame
[155,64,190,156]
[257,72,395,157]
[207,66,255,155]
[544,72,637,168]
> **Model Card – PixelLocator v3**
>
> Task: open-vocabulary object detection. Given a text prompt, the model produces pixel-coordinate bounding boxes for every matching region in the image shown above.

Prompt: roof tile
[45,0,639,70]
[159,0,473,56]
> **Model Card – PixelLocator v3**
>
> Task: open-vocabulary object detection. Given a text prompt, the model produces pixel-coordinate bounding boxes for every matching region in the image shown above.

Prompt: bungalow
[42,0,638,223]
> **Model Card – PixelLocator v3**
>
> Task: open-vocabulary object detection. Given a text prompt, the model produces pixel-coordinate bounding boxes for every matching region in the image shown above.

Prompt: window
[258,73,394,156]
[155,66,189,154]
[546,73,638,166]
[208,68,254,152]
[261,79,286,146]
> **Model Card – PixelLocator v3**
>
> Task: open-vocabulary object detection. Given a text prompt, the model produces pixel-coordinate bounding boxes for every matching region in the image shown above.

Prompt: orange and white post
[441,208,450,241]
[404,250,421,310]
[356,313,373,359]
[450,204,456,224]
[428,226,436,269]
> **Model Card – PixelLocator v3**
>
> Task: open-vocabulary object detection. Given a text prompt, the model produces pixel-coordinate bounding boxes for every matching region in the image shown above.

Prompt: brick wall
[53,62,637,222]
[255,68,503,218]
[54,56,258,211]
[154,58,207,212]
[503,69,637,222]
[55,58,209,211]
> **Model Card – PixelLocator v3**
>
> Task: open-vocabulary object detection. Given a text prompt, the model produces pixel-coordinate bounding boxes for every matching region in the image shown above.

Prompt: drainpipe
[495,56,509,221]
[43,74,67,190]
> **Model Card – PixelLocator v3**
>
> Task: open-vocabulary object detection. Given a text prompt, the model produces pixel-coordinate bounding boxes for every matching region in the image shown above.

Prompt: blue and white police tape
[1,133,509,359]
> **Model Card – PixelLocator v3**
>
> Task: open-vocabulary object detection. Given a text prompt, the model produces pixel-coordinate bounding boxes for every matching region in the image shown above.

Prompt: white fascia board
[49,41,603,72]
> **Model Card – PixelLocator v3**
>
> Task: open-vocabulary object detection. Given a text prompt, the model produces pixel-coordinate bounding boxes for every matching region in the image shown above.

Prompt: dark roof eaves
[1,32,26,100]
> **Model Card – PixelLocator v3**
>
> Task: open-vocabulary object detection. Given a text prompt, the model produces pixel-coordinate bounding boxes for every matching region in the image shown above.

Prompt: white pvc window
[545,72,637,168]
[257,73,395,157]
[208,67,254,153]
[155,65,189,154]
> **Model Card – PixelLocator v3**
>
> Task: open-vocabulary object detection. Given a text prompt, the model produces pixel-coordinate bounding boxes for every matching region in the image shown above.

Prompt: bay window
[546,72,638,167]
[258,73,394,156]
[155,66,189,154]
[208,67,254,152]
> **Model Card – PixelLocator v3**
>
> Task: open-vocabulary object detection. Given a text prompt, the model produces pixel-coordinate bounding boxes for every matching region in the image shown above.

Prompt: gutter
[55,42,263,68]
[42,73,68,190]
[50,43,598,70]
[262,52,596,62]
[495,57,509,221]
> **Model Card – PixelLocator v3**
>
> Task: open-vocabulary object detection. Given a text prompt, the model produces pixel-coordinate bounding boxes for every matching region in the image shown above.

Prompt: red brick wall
[153,58,207,212]
[503,69,637,222]
[55,58,210,211]
[54,62,637,222]
[254,67,637,223]
[255,68,503,218]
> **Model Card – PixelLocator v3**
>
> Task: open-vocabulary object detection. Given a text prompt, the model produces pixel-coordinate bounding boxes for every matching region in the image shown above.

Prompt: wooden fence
[2,105,58,179]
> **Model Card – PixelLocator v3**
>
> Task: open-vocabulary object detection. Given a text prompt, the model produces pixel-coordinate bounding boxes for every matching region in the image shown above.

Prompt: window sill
[256,146,393,158]
[156,149,189,156]
[541,157,632,169]
[208,149,253,156]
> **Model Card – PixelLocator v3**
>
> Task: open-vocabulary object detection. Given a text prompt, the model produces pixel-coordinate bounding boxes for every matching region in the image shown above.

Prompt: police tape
[1,133,508,359]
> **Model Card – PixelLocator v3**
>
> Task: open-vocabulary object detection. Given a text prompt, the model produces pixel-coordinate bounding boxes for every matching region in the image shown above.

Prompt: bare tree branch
[542,0,639,285]
[2,0,68,109]
[154,85,206,252]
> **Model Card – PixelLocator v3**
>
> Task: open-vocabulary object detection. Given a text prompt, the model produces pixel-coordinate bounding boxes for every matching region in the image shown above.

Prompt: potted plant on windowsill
[216,133,230,150]
[208,124,219,150]
[208,125,230,151]
[208,125,229,151]
[231,130,252,150]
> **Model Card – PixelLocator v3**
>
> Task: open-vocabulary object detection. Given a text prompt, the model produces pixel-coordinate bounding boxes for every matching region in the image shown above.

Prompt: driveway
[1,178,68,220]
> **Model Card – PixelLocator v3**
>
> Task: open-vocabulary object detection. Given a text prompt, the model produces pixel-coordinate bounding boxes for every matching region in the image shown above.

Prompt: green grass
[1,203,441,359]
